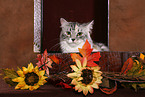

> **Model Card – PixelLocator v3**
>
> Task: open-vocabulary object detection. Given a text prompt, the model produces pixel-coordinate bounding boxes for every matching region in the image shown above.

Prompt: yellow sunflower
[12,63,48,91]
[67,57,102,96]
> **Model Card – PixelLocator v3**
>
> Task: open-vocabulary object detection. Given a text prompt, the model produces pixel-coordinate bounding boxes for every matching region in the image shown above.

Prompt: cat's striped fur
[60,18,109,53]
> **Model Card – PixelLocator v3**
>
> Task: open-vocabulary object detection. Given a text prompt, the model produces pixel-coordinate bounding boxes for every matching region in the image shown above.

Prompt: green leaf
[127,62,141,76]
[100,78,110,88]
[2,68,19,79]
[3,77,18,86]
[138,84,145,88]
[131,84,137,92]
[1,68,19,86]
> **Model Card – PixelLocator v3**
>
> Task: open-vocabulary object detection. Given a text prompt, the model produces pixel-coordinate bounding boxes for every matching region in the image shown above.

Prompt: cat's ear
[87,20,94,30]
[60,18,68,27]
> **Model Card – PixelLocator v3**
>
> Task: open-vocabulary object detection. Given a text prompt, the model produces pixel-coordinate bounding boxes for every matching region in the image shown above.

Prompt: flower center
[81,69,93,85]
[25,72,39,86]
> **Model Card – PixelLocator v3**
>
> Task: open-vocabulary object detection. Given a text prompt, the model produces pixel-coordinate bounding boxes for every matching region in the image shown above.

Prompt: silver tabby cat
[60,18,109,53]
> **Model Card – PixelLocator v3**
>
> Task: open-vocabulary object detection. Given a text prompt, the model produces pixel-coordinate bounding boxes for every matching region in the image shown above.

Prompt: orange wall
[0,0,36,70]
[109,0,145,52]
[0,0,145,71]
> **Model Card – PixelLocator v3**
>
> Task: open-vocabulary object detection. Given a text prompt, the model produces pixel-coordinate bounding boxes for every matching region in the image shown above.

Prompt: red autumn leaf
[49,55,60,64]
[36,54,42,62]
[121,58,134,74]
[100,81,117,94]
[71,40,101,67]
[87,52,101,67]
[43,49,48,58]
[56,82,73,89]
[36,49,48,65]
[36,49,53,75]
[36,49,48,62]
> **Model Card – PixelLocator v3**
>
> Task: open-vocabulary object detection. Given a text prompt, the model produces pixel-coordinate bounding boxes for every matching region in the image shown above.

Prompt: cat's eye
[77,32,83,36]
[66,31,71,35]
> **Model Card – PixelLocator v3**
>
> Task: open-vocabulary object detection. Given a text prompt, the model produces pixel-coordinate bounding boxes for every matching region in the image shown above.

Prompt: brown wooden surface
[0,82,145,97]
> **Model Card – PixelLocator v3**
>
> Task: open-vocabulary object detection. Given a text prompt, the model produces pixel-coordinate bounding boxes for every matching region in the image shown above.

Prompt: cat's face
[60,18,94,48]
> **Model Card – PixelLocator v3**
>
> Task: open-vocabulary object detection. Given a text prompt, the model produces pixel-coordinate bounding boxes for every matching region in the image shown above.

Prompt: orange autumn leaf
[71,40,101,67]
[71,53,82,62]
[100,81,117,94]
[139,65,143,73]
[43,49,48,58]
[78,40,93,58]
[121,58,134,74]
[49,55,60,64]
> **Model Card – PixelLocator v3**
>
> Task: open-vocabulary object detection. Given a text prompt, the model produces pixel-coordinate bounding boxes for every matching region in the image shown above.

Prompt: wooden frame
[34,0,42,53]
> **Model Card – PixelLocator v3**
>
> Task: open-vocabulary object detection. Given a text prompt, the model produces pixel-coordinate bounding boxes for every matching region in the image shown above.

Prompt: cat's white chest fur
[60,41,85,53]
[60,41,104,53]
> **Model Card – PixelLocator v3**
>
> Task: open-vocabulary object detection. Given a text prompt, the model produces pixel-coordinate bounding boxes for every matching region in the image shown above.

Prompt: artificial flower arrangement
[2,40,145,96]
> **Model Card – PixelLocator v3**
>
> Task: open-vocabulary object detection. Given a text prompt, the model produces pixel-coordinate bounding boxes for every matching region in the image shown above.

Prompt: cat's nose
[72,39,75,42]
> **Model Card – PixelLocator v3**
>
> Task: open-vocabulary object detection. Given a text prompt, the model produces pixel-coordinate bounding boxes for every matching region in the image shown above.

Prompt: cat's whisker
[47,38,60,46]
[48,38,59,42]
[49,43,60,51]
[56,44,62,52]
[53,44,61,52]
[48,43,60,51]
